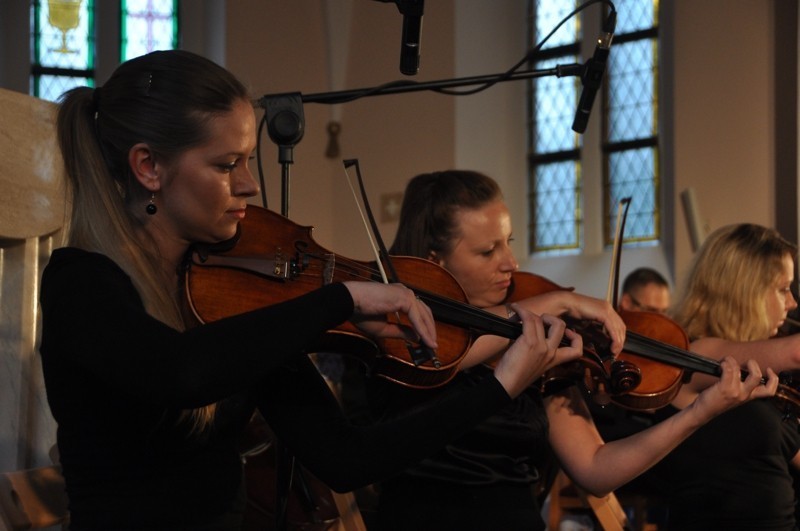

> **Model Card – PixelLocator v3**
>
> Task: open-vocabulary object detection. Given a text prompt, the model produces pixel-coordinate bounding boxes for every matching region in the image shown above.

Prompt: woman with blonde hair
[652,223,800,530]
[673,223,798,342]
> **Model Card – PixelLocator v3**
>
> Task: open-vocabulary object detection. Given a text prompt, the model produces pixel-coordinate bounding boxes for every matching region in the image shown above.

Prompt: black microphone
[572,10,616,134]
[398,0,424,75]
[372,0,424,75]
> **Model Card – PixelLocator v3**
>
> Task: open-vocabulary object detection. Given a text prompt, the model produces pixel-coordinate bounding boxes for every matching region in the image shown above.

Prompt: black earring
[146,193,157,215]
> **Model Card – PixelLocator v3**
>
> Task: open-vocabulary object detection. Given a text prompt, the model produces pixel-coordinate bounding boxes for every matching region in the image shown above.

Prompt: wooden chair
[0,465,69,530]
[548,470,631,531]
[0,87,66,476]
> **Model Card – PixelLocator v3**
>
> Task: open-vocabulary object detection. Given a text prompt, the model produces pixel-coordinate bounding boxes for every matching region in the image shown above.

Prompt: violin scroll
[774,372,800,421]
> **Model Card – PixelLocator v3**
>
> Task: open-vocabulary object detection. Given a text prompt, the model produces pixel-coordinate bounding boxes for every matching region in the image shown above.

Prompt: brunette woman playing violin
[648,223,800,530]
[42,51,573,530]
[367,170,777,531]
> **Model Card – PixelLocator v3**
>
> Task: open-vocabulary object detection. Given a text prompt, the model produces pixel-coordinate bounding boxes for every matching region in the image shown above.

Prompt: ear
[618,293,633,311]
[128,142,161,192]
[427,250,445,267]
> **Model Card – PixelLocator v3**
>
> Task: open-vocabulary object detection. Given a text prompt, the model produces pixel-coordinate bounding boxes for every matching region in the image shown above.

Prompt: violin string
[624,331,722,376]
[625,331,769,384]
[315,253,523,337]
[295,252,722,370]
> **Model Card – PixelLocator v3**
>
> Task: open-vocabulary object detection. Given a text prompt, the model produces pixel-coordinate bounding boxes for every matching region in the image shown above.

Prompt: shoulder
[45,247,126,278]
[42,248,136,303]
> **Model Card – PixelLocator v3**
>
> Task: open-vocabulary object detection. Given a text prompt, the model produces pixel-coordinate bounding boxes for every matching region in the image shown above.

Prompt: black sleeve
[40,249,354,408]
[254,356,511,492]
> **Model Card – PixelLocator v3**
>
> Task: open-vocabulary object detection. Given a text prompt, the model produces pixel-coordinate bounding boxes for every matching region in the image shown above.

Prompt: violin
[505,271,688,409]
[184,205,799,412]
[184,205,635,396]
[184,205,475,388]
[185,205,645,399]
[505,271,800,417]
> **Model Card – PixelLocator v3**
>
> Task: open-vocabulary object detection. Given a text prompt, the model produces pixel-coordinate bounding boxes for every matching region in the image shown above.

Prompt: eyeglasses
[628,294,668,314]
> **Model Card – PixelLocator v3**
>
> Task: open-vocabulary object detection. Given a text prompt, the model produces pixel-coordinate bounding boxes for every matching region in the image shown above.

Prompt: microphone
[572,10,616,134]
[398,0,424,75]
[373,0,424,75]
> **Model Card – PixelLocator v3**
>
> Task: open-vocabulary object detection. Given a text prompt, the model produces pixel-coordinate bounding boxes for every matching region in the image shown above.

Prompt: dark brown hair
[390,170,502,258]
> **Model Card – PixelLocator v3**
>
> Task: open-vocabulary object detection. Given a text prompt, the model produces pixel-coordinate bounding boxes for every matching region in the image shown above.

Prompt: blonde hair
[56,51,250,433]
[671,223,797,341]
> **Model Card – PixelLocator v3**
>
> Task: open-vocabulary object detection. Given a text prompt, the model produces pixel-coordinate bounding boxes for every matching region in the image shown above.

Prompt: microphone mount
[257,63,585,215]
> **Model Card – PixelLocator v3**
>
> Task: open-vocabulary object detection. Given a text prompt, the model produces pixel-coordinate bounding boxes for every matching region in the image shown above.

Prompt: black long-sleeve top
[39,248,512,530]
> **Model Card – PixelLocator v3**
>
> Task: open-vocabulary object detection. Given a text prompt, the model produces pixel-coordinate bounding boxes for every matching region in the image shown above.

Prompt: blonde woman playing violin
[649,223,800,530]
[367,170,777,531]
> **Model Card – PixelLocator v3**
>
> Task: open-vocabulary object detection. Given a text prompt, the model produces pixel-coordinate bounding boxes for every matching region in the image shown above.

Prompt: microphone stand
[257,62,585,217]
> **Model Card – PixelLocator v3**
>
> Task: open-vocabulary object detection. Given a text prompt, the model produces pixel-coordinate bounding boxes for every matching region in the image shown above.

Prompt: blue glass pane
[608,148,657,240]
[534,56,580,153]
[122,0,177,61]
[36,74,93,103]
[36,0,93,69]
[531,161,581,249]
[608,39,656,142]
[535,0,581,49]
[614,0,657,34]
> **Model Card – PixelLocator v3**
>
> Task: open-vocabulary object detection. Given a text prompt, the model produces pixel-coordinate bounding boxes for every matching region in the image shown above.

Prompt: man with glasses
[619,267,671,314]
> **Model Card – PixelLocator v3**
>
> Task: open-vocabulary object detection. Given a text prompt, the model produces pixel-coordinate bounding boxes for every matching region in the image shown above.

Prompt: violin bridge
[323,253,335,285]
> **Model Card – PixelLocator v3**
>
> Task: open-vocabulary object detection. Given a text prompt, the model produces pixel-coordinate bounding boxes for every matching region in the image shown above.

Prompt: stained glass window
[121,0,179,62]
[527,0,659,253]
[31,1,178,103]
[31,0,96,102]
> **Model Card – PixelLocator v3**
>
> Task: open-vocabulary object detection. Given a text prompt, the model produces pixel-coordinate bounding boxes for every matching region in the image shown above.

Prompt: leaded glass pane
[607,39,656,142]
[37,75,92,101]
[614,0,657,34]
[529,0,582,253]
[121,0,178,61]
[534,57,580,153]
[531,161,582,250]
[536,0,581,49]
[607,148,657,241]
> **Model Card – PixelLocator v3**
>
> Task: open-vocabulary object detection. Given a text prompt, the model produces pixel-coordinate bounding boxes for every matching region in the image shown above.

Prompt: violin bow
[606,197,632,307]
[341,159,441,367]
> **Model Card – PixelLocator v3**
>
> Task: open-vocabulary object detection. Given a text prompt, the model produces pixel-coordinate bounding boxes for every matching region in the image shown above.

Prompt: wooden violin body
[184,205,473,388]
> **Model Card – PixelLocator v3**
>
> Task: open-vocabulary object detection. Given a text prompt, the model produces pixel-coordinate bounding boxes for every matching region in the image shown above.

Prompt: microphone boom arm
[258,64,583,108]
[257,63,585,216]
